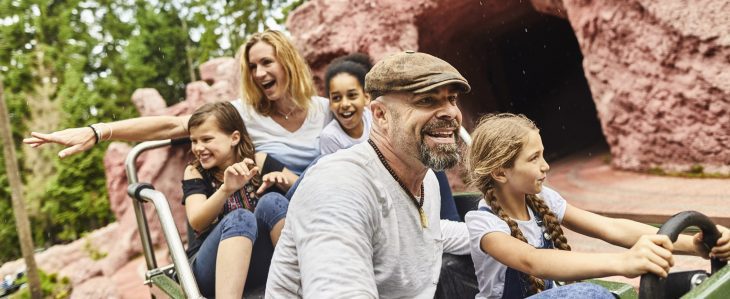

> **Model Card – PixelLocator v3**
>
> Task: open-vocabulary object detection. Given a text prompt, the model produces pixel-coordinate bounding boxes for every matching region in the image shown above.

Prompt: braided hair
[466,113,571,295]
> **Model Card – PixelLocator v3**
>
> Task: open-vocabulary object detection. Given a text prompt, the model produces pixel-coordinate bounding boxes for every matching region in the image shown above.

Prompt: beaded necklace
[368,139,428,228]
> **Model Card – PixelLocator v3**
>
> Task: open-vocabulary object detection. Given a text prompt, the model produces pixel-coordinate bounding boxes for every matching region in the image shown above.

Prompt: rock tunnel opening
[417,2,606,160]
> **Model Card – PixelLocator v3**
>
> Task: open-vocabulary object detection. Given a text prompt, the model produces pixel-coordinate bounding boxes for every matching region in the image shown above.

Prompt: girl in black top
[182,102,296,298]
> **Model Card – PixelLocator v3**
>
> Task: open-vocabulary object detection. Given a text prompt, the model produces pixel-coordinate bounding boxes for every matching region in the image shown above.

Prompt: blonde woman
[25,30,331,174]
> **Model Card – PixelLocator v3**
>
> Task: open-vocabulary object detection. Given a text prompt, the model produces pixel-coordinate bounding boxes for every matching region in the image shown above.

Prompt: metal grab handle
[126,138,190,185]
[459,126,472,146]
[125,140,180,272]
[128,184,202,298]
[125,139,201,298]
[638,211,727,299]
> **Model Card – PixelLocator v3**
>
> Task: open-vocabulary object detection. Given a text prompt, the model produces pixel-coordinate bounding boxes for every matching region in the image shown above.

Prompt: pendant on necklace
[419,208,429,228]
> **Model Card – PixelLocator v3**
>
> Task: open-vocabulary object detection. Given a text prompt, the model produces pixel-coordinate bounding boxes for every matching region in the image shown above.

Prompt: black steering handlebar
[638,211,727,299]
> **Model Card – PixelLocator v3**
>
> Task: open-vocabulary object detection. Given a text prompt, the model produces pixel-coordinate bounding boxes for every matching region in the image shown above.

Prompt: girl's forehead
[190,116,222,133]
[521,130,543,150]
[330,73,363,88]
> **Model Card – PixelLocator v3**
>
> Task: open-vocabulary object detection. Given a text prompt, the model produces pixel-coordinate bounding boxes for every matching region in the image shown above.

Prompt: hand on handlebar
[620,234,675,278]
[694,224,730,261]
[24,127,96,158]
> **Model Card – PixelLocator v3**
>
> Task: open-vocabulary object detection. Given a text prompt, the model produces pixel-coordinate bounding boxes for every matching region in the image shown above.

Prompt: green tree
[0,0,305,263]
[124,0,193,105]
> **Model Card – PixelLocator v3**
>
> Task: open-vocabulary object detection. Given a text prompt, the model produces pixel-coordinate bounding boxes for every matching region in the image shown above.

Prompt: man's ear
[370,99,388,128]
[491,168,508,184]
[231,130,241,146]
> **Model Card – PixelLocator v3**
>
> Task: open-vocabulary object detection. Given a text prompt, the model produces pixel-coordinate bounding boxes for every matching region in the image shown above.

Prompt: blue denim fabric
[435,171,460,221]
[254,192,289,231]
[191,192,289,297]
[527,282,614,299]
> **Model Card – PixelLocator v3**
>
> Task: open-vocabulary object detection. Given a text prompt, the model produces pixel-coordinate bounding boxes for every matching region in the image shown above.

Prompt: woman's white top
[231,96,331,174]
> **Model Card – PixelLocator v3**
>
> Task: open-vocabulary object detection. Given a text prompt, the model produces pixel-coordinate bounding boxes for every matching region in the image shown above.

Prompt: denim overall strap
[478,206,555,298]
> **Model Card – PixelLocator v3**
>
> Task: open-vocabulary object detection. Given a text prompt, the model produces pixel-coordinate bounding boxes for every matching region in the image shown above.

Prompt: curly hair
[324,53,372,96]
[467,113,571,295]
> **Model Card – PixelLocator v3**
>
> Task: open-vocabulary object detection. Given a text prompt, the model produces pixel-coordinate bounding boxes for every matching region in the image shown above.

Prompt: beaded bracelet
[88,125,100,144]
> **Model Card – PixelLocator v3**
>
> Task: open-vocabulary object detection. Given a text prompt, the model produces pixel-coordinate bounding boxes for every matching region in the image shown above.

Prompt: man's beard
[390,112,463,171]
[418,119,463,171]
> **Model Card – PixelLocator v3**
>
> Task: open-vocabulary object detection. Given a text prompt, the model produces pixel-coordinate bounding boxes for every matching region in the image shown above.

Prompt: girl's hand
[257,171,289,194]
[24,127,96,158]
[694,225,730,261]
[619,235,674,278]
[221,159,259,194]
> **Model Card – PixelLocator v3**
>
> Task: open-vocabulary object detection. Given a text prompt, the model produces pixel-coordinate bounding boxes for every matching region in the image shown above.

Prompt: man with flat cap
[265,51,472,298]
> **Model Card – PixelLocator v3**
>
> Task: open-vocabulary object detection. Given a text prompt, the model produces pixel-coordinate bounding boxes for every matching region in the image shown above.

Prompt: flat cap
[365,51,470,99]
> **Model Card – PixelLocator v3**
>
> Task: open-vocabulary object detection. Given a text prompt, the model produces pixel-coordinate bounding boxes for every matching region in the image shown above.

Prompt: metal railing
[125,139,202,299]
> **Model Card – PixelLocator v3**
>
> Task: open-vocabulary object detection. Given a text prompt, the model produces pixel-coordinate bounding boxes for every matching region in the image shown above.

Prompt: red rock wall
[556,0,730,173]
[291,0,730,174]
[287,0,435,91]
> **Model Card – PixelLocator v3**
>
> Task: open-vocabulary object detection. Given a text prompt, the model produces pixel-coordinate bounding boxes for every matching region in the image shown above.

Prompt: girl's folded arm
[183,165,234,231]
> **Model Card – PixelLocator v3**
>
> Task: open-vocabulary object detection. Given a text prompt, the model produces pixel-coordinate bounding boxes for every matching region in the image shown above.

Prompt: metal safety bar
[459,126,472,146]
[124,139,202,299]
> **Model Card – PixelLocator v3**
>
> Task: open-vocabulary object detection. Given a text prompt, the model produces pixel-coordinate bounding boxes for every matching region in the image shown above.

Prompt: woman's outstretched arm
[24,114,191,158]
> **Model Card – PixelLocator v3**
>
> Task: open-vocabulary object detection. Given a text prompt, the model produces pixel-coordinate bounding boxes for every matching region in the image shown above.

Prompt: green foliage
[0,64,31,263]
[83,235,108,260]
[0,0,303,263]
[13,269,72,299]
[647,165,729,178]
[0,152,21,263]
[125,1,193,104]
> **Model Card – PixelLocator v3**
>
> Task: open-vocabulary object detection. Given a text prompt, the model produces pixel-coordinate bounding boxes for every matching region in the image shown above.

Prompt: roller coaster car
[126,140,728,299]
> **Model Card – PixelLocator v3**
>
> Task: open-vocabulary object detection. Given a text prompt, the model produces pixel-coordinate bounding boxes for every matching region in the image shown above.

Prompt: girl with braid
[464,113,730,299]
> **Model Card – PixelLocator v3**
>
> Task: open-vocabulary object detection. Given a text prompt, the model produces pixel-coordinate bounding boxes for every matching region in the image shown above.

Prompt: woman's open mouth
[262,80,276,91]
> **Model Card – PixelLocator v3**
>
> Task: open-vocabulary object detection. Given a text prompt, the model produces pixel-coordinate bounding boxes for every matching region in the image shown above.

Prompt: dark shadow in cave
[417,1,607,161]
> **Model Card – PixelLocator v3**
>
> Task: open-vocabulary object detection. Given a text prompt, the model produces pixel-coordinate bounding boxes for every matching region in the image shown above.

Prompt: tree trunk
[0,80,43,298]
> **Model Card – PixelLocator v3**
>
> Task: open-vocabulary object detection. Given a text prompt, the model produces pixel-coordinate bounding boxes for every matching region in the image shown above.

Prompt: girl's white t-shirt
[319,108,372,155]
[231,96,332,175]
[465,186,567,299]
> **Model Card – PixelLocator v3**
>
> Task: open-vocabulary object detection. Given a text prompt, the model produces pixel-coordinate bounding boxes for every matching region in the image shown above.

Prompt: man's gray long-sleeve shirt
[265,142,469,298]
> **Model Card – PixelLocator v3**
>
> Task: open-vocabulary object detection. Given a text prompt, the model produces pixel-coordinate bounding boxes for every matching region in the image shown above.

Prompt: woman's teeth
[262,80,275,89]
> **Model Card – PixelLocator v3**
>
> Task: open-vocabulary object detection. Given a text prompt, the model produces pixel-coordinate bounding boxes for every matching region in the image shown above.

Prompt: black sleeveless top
[181,155,286,256]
